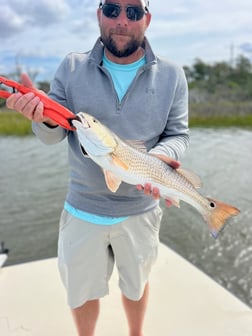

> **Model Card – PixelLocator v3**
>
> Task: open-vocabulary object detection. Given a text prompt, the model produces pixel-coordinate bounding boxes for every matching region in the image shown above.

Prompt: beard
[101,30,143,58]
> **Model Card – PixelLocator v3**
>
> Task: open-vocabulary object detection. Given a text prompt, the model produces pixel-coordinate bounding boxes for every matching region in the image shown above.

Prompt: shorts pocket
[59,209,72,231]
[144,206,163,232]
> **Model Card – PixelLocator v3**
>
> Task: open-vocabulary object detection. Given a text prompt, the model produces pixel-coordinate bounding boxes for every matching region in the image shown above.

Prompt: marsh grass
[0,102,252,136]
[0,109,32,136]
[189,114,252,128]
[189,101,252,128]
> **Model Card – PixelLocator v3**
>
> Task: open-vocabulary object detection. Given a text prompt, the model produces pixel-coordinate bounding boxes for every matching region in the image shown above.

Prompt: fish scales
[114,139,204,205]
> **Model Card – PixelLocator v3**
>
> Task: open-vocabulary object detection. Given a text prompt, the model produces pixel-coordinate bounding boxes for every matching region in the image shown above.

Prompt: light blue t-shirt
[103,53,146,102]
[64,201,129,225]
[65,53,146,225]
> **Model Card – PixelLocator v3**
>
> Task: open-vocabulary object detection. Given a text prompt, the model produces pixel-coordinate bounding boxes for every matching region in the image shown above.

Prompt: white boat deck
[0,254,7,268]
[1,243,252,336]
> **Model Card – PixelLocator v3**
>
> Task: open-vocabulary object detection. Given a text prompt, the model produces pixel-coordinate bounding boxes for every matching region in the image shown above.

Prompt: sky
[0,0,252,82]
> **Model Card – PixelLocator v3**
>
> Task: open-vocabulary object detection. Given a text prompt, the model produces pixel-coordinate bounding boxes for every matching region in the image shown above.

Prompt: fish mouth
[68,114,81,126]
[71,112,90,129]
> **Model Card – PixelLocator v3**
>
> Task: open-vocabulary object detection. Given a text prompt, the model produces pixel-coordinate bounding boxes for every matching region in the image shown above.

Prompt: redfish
[72,112,240,238]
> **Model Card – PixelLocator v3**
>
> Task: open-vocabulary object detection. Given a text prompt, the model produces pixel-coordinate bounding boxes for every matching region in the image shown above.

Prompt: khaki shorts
[58,207,163,309]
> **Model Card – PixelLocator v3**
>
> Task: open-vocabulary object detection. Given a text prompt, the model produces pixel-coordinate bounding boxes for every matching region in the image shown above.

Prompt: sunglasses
[100,3,147,21]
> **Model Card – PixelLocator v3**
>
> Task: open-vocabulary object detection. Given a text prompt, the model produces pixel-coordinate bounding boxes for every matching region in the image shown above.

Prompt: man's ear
[145,12,152,28]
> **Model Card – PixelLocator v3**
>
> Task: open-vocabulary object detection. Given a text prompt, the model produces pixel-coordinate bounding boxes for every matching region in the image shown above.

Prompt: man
[7,0,189,335]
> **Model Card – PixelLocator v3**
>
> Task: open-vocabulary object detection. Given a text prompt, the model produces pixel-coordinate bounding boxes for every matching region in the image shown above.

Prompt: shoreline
[1,108,252,136]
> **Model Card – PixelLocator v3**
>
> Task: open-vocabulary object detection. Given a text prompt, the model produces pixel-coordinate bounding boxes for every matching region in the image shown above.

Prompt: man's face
[97,0,151,60]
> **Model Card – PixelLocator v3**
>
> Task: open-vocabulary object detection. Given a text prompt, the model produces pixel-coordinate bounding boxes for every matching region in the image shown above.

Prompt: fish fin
[104,170,122,192]
[204,197,240,238]
[176,168,202,189]
[111,153,129,170]
[124,140,147,152]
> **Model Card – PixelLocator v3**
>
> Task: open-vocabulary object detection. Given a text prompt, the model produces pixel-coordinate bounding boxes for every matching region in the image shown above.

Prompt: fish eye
[210,201,216,208]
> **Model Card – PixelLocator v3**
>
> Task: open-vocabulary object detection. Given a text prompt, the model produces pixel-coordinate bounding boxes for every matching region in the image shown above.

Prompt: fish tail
[204,197,240,238]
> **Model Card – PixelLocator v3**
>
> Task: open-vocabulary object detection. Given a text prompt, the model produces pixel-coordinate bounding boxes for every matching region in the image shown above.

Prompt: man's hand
[136,154,180,208]
[6,74,57,127]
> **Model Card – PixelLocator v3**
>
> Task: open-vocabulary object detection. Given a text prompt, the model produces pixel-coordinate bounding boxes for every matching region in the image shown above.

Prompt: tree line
[184,54,252,103]
[1,54,252,108]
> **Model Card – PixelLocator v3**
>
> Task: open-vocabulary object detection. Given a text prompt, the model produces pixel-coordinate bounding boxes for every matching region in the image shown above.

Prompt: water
[0,128,252,307]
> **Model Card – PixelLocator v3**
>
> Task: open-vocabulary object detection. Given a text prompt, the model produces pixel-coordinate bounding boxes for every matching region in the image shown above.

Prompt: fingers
[6,93,21,109]
[144,184,160,200]
[136,183,160,200]
[165,199,173,208]
[151,186,160,199]
[167,158,180,169]
[136,183,174,208]
[152,154,180,169]
[136,184,143,191]
[5,74,57,125]
[21,73,34,88]
[6,92,44,122]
